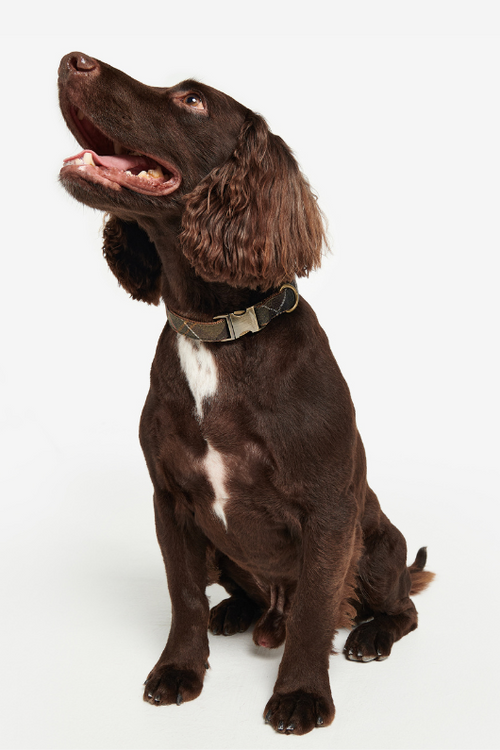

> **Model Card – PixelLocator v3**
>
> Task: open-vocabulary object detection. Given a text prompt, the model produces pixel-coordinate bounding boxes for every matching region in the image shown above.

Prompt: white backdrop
[1,8,499,750]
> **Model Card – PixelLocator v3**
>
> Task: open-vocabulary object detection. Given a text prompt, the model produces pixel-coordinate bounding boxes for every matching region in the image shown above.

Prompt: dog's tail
[408,547,435,595]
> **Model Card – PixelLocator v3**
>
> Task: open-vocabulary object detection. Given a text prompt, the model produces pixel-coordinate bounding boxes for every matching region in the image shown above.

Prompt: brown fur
[58,52,434,736]
[409,547,436,595]
[102,216,163,304]
[180,112,325,290]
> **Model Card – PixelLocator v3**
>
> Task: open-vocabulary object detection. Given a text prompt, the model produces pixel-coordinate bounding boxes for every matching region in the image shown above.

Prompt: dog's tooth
[82,152,96,166]
[148,167,163,179]
[138,171,148,178]
[125,170,133,176]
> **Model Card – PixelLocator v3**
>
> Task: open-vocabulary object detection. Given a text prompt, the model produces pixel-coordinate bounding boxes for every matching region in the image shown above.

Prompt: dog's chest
[176,336,231,528]
[165,335,303,576]
[176,335,218,420]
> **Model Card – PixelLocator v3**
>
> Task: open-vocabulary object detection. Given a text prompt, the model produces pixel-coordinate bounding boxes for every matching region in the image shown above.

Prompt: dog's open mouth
[61,106,181,197]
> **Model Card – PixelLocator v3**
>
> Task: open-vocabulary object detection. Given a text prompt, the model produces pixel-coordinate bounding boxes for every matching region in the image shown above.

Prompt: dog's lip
[64,150,160,172]
[62,149,182,196]
[60,104,182,197]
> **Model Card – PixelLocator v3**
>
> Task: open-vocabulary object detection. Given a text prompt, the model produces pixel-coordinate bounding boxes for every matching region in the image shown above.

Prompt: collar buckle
[215,305,260,341]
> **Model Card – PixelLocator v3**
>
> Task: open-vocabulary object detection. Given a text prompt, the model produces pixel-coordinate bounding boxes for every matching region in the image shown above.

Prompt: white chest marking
[176,336,218,420]
[203,442,229,530]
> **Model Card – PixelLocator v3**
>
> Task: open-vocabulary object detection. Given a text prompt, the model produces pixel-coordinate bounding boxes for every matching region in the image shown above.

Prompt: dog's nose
[69,53,98,72]
[59,52,100,78]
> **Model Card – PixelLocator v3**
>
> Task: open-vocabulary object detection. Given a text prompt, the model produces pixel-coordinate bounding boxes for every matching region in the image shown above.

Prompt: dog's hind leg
[209,554,264,636]
[344,493,434,662]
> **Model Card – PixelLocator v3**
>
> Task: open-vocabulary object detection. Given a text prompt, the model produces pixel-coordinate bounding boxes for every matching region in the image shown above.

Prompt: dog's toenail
[278,721,285,731]
[176,692,183,706]
[265,710,272,723]
[154,696,160,702]
[286,723,295,732]
[317,716,324,726]
[148,693,153,698]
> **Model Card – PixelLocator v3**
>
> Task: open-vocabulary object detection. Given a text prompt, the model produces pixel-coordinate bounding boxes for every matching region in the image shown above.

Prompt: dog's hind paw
[344,619,394,662]
[209,594,259,636]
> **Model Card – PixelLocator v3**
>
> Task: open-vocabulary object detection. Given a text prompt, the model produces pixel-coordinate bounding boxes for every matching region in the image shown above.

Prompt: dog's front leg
[143,491,210,707]
[264,505,357,735]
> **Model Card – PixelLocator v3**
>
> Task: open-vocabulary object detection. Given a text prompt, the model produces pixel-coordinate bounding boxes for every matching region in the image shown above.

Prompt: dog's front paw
[263,689,335,735]
[143,664,205,706]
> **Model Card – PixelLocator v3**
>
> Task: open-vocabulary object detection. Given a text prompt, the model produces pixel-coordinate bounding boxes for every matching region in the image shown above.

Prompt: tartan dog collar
[166,282,299,342]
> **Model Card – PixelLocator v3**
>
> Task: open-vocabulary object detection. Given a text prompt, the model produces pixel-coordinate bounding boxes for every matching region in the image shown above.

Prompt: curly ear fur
[180,113,327,291]
[102,215,162,304]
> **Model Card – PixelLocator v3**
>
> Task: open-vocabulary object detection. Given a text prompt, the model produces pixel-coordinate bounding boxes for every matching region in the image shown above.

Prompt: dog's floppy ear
[180,112,326,291]
[102,215,162,304]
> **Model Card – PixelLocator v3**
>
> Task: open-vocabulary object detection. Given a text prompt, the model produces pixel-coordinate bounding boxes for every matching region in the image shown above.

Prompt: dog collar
[166,282,299,342]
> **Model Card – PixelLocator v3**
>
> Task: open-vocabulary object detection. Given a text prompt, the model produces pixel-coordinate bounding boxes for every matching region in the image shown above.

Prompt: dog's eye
[183,94,205,110]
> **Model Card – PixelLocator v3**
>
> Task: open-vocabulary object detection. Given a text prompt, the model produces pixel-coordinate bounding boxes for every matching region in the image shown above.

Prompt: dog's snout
[70,53,98,72]
[60,52,99,79]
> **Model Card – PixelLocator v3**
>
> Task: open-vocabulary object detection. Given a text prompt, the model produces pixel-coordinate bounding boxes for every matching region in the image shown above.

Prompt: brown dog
[58,52,434,735]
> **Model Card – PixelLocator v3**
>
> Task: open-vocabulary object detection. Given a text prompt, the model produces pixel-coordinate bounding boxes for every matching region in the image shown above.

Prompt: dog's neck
[138,217,276,321]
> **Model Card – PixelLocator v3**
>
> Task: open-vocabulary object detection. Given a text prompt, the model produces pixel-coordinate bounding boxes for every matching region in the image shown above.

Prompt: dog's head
[59,53,325,302]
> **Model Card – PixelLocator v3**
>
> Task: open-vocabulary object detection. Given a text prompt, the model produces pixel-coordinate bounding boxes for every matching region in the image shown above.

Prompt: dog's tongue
[96,152,147,170]
[64,150,150,171]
